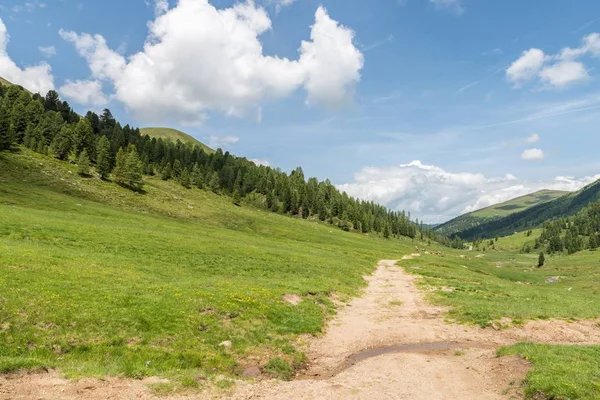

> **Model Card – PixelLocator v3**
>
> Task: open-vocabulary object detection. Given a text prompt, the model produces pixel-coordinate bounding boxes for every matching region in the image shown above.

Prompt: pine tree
[0,106,12,151]
[538,252,545,268]
[96,136,112,179]
[383,224,390,239]
[161,163,173,180]
[124,145,144,191]
[77,149,91,177]
[180,168,191,189]
[50,126,73,160]
[209,172,220,193]
[232,189,241,206]
[10,103,28,143]
[173,159,182,178]
[72,118,94,157]
[113,147,127,186]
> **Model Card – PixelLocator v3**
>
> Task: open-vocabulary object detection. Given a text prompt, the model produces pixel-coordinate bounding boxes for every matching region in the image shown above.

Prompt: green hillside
[0,148,426,384]
[453,180,600,240]
[140,127,213,153]
[435,190,568,236]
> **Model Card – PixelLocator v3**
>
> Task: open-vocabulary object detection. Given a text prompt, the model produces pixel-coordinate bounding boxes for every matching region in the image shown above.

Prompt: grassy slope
[435,190,568,237]
[454,180,600,240]
[400,248,600,399]
[140,127,213,153]
[0,77,11,86]
[0,148,427,385]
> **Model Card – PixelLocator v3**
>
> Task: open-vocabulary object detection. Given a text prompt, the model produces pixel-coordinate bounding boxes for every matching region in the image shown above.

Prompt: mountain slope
[140,127,213,153]
[0,147,426,382]
[0,76,12,86]
[435,190,568,236]
[452,180,600,240]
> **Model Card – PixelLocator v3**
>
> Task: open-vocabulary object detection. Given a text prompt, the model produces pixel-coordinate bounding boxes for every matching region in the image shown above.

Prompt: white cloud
[507,33,600,89]
[559,33,600,60]
[58,79,108,107]
[38,45,56,58]
[521,148,544,161]
[250,158,271,166]
[429,0,465,15]
[0,18,54,94]
[506,48,545,87]
[60,1,363,125]
[208,135,240,148]
[338,160,600,223]
[526,133,540,143]
[539,61,589,88]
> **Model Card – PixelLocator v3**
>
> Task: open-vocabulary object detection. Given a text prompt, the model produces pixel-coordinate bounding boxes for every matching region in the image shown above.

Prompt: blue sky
[2,0,600,222]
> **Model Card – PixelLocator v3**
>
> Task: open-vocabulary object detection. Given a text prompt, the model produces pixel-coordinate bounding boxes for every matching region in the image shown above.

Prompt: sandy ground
[2,259,600,400]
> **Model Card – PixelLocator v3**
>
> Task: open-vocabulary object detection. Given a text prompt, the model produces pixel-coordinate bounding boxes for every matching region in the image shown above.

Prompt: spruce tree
[162,163,173,180]
[180,168,191,189]
[538,252,545,268]
[96,136,112,180]
[124,145,144,191]
[77,149,91,177]
[0,106,12,151]
[10,103,28,143]
[383,224,390,239]
[50,126,73,160]
[113,147,127,186]
[173,159,182,178]
[232,189,241,206]
[209,172,220,193]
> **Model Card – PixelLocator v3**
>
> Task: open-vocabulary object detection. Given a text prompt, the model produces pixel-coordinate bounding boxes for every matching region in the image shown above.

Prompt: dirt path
[2,259,600,400]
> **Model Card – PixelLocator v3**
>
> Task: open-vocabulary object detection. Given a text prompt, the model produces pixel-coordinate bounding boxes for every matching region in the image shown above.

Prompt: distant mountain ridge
[447,180,600,240]
[435,189,568,237]
[140,127,214,154]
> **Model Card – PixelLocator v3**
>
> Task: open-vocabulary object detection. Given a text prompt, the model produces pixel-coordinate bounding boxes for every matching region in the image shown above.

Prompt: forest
[0,83,448,243]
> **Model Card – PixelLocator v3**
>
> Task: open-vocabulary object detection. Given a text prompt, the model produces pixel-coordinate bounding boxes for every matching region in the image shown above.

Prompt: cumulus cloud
[506,49,545,87]
[338,160,600,223]
[58,79,109,107]
[38,45,56,58]
[208,135,240,148]
[521,148,544,161]
[60,0,363,125]
[507,33,600,89]
[429,0,464,15]
[0,18,54,94]
[526,133,540,143]
[539,61,588,88]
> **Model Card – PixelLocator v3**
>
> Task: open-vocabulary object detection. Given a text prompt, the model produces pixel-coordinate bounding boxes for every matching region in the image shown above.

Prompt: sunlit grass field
[0,149,420,385]
[400,248,600,399]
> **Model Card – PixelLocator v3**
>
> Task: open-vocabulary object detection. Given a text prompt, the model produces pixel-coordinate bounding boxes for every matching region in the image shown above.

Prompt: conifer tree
[113,147,127,186]
[180,168,191,189]
[77,149,91,177]
[50,126,73,160]
[10,102,28,143]
[209,171,220,193]
[0,106,11,150]
[232,189,241,206]
[538,252,545,268]
[383,224,390,239]
[124,145,144,191]
[96,136,112,179]
[173,159,182,178]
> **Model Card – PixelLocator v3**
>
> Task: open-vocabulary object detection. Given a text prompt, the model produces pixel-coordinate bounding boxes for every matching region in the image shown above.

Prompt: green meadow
[0,148,422,386]
[401,248,600,399]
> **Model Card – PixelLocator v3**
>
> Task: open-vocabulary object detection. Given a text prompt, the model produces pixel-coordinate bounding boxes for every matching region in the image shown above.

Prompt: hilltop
[140,127,213,153]
[452,180,600,240]
[435,189,568,237]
